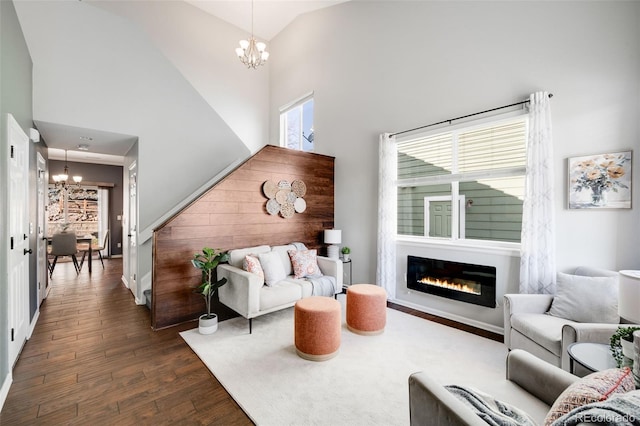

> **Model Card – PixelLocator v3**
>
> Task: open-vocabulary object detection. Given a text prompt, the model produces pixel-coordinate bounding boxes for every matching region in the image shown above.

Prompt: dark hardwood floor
[1,258,502,425]
[0,258,252,425]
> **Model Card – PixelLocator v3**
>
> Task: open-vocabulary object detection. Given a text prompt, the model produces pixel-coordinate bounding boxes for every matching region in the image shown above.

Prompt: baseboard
[121,275,129,288]
[389,298,504,336]
[0,371,12,412]
[27,310,40,339]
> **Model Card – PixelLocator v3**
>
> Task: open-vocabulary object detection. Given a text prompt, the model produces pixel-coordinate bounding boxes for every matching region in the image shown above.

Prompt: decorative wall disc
[291,180,307,197]
[266,199,280,215]
[294,197,307,213]
[262,178,307,219]
[275,189,290,204]
[278,180,291,189]
[280,203,295,218]
[263,180,278,198]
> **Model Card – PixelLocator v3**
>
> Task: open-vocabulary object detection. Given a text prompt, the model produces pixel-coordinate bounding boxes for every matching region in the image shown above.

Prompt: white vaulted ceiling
[16,0,348,164]
[185,0,349,41]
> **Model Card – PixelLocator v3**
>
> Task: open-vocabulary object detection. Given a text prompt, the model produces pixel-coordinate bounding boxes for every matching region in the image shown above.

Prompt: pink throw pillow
[242,255,264,280]
[287,249,323,279]
[543,367,634,425]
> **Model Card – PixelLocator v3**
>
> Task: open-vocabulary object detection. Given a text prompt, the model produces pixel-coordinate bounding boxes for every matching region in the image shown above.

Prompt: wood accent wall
[152,145,335,330]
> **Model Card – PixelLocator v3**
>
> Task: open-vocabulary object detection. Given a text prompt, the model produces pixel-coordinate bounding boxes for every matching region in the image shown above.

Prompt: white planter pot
[622,338,635,360]
[342,254,350,261]
[199,314,218,335]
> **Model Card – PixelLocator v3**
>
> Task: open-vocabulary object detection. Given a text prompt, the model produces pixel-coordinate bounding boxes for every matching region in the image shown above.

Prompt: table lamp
[619,270,640,324]
[324,229,341,259]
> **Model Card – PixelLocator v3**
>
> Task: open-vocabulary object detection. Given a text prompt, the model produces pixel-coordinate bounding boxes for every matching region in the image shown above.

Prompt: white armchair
[504,267,636,374]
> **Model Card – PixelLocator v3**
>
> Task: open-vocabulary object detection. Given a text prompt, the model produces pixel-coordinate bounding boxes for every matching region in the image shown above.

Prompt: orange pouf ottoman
[294,296,341,361]
[346,284,387,335]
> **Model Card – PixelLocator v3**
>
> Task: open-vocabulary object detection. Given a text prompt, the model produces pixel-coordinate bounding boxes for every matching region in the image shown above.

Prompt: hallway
[1,259,252,425]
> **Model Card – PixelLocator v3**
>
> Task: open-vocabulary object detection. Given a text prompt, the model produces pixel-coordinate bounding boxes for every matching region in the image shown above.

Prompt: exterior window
[396,116,527,243]
[280,94,314,152]
[48,185,109,246]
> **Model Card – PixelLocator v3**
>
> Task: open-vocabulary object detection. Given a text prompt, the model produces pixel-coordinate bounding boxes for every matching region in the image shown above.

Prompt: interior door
[128,163,137,298]
[7,113,30,367]
[36,152,48,304]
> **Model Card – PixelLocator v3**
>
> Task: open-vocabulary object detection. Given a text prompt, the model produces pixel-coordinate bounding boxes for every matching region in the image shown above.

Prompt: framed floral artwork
[568,151,632,209]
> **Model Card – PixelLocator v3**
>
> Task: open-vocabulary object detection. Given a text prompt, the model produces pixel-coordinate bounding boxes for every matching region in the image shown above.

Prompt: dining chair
[49,232,82,276]
[79,230,109,269]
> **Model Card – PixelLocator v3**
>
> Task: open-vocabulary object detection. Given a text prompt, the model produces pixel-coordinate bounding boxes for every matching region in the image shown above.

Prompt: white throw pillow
[258,251,287,287]
[547,272,619,323]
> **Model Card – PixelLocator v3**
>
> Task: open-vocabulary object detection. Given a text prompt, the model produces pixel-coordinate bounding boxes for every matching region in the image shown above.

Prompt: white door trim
[423,195,466,239]
[6,113,30,368]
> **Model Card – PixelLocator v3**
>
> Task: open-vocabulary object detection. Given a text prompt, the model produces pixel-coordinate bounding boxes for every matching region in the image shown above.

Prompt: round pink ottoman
[294,296,341,361]
[346,284,387,335]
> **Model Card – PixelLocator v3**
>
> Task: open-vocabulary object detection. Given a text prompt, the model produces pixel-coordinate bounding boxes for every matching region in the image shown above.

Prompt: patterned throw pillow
[287,249,323,279]
[242,255,264,280]
[544,367,634,425]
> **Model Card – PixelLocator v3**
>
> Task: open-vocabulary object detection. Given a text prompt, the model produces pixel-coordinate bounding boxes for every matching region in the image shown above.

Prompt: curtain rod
[390,93,553,138]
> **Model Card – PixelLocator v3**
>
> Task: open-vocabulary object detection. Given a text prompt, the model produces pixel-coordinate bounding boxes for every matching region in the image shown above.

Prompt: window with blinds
[396,116,527,243]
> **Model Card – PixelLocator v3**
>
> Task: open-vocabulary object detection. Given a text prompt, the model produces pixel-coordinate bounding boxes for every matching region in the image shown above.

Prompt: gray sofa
[217,244,342,333]
[408,349,579,426]
[503,266,628,373]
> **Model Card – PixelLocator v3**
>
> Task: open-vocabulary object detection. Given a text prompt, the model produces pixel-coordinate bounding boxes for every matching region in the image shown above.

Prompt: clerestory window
[280,93,314,152]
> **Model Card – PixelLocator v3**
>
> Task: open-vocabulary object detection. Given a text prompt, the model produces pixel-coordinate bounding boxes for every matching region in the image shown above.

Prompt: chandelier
[52,150,82,190]
[235,0,269,69]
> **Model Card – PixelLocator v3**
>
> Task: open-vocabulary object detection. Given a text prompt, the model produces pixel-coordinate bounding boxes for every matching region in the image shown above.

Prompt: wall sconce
[466,199,474,209]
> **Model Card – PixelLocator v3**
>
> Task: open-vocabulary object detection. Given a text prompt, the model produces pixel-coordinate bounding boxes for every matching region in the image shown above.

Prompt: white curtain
[519,91,556,294]
[377,133,397,299]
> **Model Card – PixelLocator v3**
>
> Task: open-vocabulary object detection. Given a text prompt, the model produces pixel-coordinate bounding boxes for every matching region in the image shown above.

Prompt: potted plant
[341,246,351,261]
[192,247,230,334]
[610,326,640,367]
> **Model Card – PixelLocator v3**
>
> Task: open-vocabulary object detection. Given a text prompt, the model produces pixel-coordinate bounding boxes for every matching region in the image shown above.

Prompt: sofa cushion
[543,367,634,425]
[511,313,576,357]
[574,266,619,278]
[259,280,302,311]
[547,272,619,324]
[242,255,264,280]
[258,251,288,286]
[288,249,323,279]
[229,245,271,268]
[294,278,313,298]
[271,244,297,276]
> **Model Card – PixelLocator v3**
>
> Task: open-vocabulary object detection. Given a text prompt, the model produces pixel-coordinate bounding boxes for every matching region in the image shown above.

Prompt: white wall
[1,0,33,406]
[91,0,269,155]
[14,0,252,232]
[14,0,267,301]
[270,1,640,330]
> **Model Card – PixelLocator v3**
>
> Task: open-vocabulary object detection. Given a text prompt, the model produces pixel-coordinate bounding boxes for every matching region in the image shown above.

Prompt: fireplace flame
[418,276,481,295]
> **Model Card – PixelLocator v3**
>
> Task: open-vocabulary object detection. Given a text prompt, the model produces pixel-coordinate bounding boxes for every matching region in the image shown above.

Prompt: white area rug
[180,296,510,425]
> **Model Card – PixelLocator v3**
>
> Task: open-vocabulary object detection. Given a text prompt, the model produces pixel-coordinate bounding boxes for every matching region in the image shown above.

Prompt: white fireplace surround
[394,238,520,335]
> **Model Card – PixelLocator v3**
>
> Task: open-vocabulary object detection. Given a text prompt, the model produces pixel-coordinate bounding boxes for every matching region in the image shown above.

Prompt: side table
[342,258,352,291]
[567,342,616,375]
